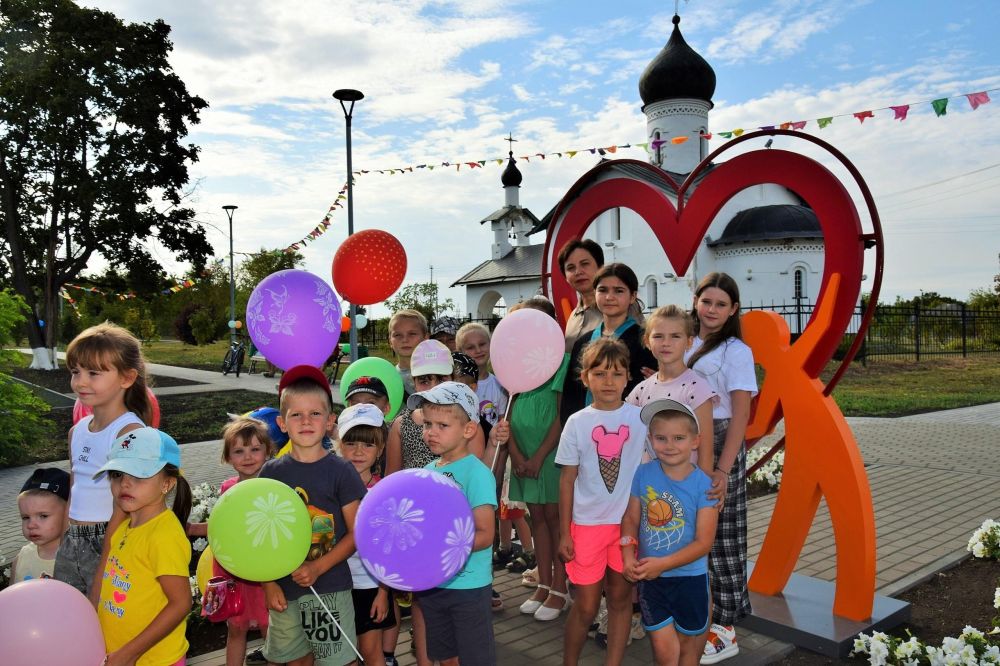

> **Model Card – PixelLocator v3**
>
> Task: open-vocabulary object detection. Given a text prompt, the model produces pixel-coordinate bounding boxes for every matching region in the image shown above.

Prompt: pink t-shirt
[626,369,718,464]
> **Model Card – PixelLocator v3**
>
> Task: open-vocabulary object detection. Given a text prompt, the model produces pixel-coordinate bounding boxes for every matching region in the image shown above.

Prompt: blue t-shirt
[259,453,367,599]
[424,454,497,589]
[630,461,714,577]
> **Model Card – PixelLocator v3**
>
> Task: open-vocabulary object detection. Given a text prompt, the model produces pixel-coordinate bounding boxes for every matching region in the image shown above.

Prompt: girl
[388,309,429,395]
[563,263,657,422]
[555,338,647,666]
[685,273,758,665]
[215,417,275,666]
[339,403,395,666]
[455,322,507,428]
[494,298,571,622]
[627,305,718,474]
[96,427,192,666]
[56,323,151,600]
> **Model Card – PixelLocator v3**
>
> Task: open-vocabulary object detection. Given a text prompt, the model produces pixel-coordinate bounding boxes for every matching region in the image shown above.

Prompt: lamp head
[333,89,364,102]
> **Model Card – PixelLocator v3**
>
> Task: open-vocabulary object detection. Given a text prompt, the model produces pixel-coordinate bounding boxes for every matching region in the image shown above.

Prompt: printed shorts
[265,590,357,666]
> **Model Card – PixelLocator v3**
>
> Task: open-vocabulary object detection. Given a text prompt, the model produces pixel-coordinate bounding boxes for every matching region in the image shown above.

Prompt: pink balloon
[246,269,342,371]
[490,308,566,394]
[0,578,106,666]
[73,387,161,427]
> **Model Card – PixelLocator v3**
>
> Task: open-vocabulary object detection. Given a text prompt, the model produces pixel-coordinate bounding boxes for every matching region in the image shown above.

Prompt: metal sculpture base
[742,563,911,659]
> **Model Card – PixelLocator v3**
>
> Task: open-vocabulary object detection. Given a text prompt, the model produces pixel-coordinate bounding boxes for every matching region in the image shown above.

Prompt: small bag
[201,576,243,622]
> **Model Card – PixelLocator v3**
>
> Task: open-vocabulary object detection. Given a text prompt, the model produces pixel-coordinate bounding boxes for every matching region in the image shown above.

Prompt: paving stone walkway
[4,360,999,665]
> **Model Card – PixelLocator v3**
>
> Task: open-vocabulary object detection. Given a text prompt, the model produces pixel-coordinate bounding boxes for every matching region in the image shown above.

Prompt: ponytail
[164,465,192,526]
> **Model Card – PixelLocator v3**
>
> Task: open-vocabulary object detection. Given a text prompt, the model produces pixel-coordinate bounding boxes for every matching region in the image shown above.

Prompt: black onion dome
[639,15,716,107]
[501,152,522,187]
[707,205,822,246]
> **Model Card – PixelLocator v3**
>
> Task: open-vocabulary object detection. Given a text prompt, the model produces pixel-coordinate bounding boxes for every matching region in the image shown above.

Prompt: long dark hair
[593,263,645,316]
[164,464,192,525]
[688,272,742,369]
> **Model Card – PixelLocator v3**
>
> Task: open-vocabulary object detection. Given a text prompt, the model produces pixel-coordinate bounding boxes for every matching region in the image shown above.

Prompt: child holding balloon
[94,427,193,666]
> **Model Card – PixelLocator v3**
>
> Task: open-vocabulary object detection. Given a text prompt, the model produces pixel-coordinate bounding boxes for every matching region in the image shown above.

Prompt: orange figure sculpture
[742,273,876,621]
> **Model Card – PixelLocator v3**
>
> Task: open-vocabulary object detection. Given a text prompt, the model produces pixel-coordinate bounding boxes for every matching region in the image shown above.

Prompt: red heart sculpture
[543,143,865,377]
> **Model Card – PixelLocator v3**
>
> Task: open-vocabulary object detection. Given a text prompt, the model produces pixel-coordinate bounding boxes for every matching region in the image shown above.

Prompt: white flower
[994,586,1000,610]
[192,537,208,552]
[370,497,425,555]
[851,635,870,656]
[269,311,297,335]
[984,645,1000,663]
[973,542,986,558]
[245,491,301,548]
[189,576,200,599]
[895,636,921,659]
[441,517,475,578]
[869,636,889,666]
[960,626,983,641]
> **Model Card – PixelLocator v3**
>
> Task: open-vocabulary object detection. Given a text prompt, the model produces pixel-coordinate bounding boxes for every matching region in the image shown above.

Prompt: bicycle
[222,334,246,377]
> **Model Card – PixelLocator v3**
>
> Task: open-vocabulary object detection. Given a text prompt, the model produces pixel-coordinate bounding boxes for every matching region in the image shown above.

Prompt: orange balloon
[341,315,351,332]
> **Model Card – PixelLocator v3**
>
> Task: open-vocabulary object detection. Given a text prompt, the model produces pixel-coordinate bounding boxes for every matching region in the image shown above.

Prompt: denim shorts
[53,523,107,596]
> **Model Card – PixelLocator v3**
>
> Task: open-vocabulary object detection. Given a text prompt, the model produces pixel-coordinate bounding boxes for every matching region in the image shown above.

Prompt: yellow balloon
[196,545,215,596]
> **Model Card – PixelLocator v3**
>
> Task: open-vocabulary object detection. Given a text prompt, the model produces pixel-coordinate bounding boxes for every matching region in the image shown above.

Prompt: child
[259,364,367,666]
[57,322,151,599]
[494,298,570,621]
[13,467,69,582]
[621,400,719,666]
[556,337,648,665]
[563,263,657,423]
[388,309,429,395]
[685,273,758,664]
[216,417,276,666]
[408,382,498,666]
[627,305,718,474]
[344,376,391,416]
[95,427,193,666]
[455,322,507,428]
[429,316,460,352]
[338,404,395,666]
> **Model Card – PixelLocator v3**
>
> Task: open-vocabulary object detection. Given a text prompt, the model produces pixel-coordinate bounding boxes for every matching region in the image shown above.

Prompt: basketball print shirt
[630,461,714,577]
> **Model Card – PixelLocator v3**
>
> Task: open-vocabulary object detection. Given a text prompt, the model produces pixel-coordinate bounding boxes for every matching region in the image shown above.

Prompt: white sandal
[519,584,550,614]
[520,567,539,587]
[534,588,571,621]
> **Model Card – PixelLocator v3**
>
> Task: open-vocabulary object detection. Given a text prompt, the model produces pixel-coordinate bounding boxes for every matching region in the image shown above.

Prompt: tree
[383,282,456,322]
[0,0,211,368]
[968,253,1000,310]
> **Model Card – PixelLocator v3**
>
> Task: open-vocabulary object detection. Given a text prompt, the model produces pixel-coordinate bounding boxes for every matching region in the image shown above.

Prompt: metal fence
[741,301,1000,361]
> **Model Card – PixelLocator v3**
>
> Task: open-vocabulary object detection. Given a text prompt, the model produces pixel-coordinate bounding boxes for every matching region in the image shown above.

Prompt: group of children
[9,236,757,666]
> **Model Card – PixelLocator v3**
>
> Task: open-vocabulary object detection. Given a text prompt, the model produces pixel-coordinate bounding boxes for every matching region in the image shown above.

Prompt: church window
[645,277,658,309]
[653,130,662,165]
[610,208,621,241]
[699,126,708,161]
[794,268,805,300]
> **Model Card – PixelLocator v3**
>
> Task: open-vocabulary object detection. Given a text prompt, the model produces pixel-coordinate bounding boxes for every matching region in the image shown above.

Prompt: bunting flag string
[282,86,995,253]
[63,279,200,302]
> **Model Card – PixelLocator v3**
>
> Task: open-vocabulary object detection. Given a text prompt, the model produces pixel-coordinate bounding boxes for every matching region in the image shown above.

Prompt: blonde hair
[279,381,333,416]
[456,322,490,350]
[508,297,556,319]
[66,322,153,425]
[644,305,695,349]
[579,337,630,382]
[389,309,428,336]
[221,416,275,463]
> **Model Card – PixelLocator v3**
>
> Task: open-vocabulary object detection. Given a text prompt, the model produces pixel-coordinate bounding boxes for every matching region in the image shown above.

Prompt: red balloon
[332,229,407,305]
[73,386,161,427]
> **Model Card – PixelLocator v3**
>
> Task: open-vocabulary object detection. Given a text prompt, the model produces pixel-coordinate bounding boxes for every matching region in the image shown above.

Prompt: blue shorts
[638,573,710,635]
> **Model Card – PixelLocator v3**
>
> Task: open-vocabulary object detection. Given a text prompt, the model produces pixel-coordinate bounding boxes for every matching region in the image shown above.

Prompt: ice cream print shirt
[555,403,647,525]
[98,510,190,665]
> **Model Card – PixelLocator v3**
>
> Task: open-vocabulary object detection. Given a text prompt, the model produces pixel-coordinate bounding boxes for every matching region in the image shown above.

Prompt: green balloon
[207,477,311,582]
[340,356,405,421]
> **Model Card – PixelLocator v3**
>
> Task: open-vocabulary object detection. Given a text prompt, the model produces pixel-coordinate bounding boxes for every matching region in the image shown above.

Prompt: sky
[81,0,1000,317]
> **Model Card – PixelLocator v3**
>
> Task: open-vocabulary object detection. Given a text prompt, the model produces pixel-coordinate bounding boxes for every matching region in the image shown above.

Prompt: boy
[388,309,428,395]
[13,467,70,582]
[407,382,498,666]
[344,376,391,417]
[429,316,460,351]
[260,365,368,666]
[621,399,719,666]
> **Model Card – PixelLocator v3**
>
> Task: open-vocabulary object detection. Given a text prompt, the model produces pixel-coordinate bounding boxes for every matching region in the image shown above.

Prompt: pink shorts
[565,522,623,585]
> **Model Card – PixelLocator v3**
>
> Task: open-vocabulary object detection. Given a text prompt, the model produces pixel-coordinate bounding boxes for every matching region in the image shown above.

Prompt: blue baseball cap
[94,427,181,479]
[248,406,289,447]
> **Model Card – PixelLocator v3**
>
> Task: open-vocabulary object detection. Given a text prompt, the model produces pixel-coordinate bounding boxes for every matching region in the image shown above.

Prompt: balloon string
[490,396,515,473]
[309,585,365,663]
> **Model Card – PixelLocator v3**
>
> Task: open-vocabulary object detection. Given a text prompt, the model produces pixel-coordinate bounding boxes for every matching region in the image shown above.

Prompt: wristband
[716,465,732,475]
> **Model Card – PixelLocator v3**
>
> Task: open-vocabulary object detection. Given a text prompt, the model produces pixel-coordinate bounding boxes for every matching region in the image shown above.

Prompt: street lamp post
[333,88,364,362]
[222,205,238,347]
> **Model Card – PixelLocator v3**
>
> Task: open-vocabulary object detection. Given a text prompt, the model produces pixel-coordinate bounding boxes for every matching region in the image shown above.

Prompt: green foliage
[173,304,203,345]
[0,290,29,360]
[189,308,219,346]
[0,376,55,465]
[123,307,159,343]
[383,282,456,322]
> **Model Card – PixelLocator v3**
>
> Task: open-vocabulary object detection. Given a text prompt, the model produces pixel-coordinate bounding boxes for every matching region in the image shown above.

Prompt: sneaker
[383,654,398,666]
[245,648,267,665]
[629,612,646,643]
[491,588,504,612]
[701,624,739,664]
[493,547,514,571]
[594,598,609,648]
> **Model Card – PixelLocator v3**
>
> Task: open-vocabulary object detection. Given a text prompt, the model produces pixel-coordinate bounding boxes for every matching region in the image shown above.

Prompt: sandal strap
[546,588,571,600]
[535,584,551,592]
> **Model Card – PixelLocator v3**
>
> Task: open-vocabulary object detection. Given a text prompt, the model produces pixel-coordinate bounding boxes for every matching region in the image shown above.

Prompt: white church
[454,15,827,332]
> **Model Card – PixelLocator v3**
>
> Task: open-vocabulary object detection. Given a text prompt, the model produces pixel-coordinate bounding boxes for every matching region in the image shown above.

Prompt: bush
[0,376,55,466]
[173,304,203,345]
[189,308,219,346]
[124,307,159,343]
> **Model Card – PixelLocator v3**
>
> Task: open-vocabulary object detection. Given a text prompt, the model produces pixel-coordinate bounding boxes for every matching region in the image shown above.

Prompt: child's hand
[492,420,510,445]
[707,469,729,509]
[371,588,390,622]
[103,649,137,666]
[558,535,575,563]
[520,456,542,479]
[411,408,424,426]
[291,561,321,588]
[633,557,667,581]
[264,582,287,612]
[622,558,641,583]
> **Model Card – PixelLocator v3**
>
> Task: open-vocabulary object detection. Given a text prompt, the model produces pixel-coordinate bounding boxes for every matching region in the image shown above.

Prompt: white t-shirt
[684,337,758,419]
[555,403,647,525]
[476,373,508,426]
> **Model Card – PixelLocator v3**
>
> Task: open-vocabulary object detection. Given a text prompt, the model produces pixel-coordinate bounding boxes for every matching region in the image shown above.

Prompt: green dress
[508,353,570,504]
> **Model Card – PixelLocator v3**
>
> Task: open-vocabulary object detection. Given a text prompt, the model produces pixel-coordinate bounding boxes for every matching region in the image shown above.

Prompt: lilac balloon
[355,469,474,591]
[246,269,342,371]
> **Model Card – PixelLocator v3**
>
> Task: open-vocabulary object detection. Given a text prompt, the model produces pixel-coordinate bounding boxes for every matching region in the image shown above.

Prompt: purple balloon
[356,469,474,591]
[246,269,342,371]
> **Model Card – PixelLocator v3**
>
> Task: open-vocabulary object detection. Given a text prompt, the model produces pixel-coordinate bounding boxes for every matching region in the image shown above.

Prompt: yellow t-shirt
[99,509,190,665]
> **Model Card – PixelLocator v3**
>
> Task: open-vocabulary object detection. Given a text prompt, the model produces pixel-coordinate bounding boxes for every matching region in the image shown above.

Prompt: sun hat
[406,381,479,423]
[410,339,454,377]
[344,376,389,401]
[338,403,386,439]
[94,427,181,479]
[451,351,478,381]
[639,398,700,433]
[20,467,70,502]
[278,365,332,402]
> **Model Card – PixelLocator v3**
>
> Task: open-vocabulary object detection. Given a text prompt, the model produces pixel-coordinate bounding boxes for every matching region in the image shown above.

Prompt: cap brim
[93,458,168,480]
[639,398,700,432]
